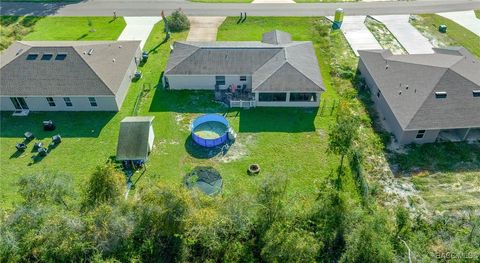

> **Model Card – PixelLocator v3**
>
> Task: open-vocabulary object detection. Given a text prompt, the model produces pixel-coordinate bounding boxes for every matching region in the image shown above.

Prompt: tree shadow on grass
[149,88,227,114]
[238,107,318,133]
[0,111,115,139]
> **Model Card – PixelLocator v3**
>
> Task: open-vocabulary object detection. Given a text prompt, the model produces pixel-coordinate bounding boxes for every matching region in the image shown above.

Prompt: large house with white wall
[164,30,325,107]
[358,47,480,144]
[0,40,142,112]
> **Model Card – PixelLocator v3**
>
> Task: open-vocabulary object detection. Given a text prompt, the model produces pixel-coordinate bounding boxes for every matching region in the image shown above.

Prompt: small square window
[41,54,53,60]
[63,97,72,107]
[435,92,447,99]
[55,54,67,60]
[46,97,56,107]
[240,76,247,81]
[26,54,38,60]
[88,97,97,107]
[416,130,426,139]
[473,90,480,97]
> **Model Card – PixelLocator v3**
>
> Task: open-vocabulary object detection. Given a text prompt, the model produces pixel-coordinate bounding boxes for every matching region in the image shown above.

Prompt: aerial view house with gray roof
[164,30,325,107]
[358,47,480,144]
[0,41,142,112]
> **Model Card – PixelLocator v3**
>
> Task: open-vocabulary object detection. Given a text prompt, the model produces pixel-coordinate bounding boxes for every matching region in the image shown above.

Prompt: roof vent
[398,91,402,95]
[16,49,23,56]
[112,58,116,63]
[119,45,122,48]
[88,49,94,55]
[385,64,389,70]
[435,91,447,99]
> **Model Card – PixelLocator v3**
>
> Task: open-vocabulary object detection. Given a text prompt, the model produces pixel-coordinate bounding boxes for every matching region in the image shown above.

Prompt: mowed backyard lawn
[0,17,361,208]
[411,14,480,58]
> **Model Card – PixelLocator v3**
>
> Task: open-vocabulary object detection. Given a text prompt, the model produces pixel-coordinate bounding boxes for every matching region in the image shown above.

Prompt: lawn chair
[15,143,27,151]
[43,120,55,131]
[38,147,48,156]
[24,131,35,141]
[34,142,43,150]
[52,134,61,144]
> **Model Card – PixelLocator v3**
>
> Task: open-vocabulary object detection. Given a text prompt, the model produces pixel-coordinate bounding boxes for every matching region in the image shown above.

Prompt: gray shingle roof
[262,30,292,45]
[165,30,325,92]
[116,116,154,161]
[359,47,480,130]
[0,41,141,96]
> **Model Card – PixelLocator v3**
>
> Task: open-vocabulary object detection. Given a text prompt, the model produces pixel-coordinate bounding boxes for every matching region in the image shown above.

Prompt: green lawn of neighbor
[1,16,125,51]
[411,14,480,58]
[0,17,363,209]
[475,10,480,19]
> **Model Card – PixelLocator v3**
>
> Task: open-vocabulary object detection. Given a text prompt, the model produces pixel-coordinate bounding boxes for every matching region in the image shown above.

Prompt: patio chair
[15,143,27,151]
[43,120,56,131]
[34,142,43,150]
[38,147,48,157]
[52,134,62,144]
[24,131,35,141]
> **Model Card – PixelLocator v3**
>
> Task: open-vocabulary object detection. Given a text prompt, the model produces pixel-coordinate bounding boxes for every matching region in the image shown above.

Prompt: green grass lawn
[411,14,480,58]
[475,10,480,19]
[0,17,363,209]
[1,16,125,51]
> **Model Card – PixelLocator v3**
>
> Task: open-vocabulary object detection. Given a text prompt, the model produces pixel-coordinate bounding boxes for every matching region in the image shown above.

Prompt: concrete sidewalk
[187,16,226,42]
[437,10,480,37]
[327,16,382,56]
[372,15,434,54]
[118,17,162,49]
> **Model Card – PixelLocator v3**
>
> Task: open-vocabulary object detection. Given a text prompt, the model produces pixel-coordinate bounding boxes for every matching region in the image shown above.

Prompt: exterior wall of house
[148,125,154,152]
[165,74,252,90]
[0,96,118,111]
[400,130,439,144]
[254,92,321,107]
[115,47,143,110]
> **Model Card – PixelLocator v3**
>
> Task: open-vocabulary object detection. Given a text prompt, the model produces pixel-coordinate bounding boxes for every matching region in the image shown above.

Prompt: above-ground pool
[191,114,230,147]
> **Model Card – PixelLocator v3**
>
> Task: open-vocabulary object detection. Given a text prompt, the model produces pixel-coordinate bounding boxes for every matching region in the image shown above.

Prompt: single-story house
[0,41,142,112]
[164,30,325,107]
[116,116,155,162]
[358,47,480,144]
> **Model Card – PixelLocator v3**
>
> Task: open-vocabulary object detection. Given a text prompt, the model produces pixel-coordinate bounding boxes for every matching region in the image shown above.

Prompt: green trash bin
[439,24,447,33]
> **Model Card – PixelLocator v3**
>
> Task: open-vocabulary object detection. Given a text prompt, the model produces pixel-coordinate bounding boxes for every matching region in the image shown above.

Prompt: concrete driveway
[437,10,480,37]
[118,16,162,49]
[327,16,382,56]
[187,16,226,42]
[372,15,434,54]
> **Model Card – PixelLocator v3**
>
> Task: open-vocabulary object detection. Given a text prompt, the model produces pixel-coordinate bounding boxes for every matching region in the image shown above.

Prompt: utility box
[439,24,447,33]
[332,8,344,29]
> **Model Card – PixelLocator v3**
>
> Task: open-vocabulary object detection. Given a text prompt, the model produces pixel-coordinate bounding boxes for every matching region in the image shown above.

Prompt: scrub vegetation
[364,16,407,55]
[411,14,480,58]
[1,16,479,262]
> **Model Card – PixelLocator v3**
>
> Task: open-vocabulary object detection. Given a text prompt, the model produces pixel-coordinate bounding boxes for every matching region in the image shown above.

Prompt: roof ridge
[404,67,450,129]
[73,47,116,96]
[252,60,287,91]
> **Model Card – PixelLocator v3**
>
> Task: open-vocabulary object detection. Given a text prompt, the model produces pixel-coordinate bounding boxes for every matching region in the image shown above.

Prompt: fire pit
[248,164,260,175]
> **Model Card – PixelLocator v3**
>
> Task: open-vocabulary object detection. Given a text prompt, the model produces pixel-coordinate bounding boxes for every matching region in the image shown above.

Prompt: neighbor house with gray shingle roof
[0,41,142,112]
[164,30,325,107]
[358,47,480,144]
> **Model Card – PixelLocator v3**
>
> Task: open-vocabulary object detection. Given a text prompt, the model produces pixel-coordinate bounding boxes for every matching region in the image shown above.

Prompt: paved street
[1,0,479,17]
[372,15,434,54]
[438,10,480,36]
[327,16,381,56]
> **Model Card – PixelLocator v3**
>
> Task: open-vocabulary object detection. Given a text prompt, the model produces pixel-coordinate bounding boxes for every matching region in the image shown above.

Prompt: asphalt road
[1,0,479,17]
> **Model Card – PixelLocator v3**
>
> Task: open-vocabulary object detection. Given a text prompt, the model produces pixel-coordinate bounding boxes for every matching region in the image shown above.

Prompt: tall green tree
[327,101,361,169]
[82,164,126,209]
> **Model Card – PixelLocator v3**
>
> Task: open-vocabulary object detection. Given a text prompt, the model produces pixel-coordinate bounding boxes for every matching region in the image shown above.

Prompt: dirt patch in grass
[365,16,406,55]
